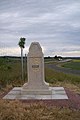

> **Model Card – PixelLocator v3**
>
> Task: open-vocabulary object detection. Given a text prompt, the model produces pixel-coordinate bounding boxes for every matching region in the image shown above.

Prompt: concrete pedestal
[3,87,68,100]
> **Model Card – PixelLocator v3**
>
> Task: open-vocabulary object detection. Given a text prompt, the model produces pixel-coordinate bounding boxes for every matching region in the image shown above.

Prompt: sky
[0,0,80,57]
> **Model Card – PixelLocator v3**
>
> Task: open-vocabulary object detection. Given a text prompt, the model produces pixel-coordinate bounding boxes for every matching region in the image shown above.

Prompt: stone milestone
[22,42,51,94]
[3,42,68,100]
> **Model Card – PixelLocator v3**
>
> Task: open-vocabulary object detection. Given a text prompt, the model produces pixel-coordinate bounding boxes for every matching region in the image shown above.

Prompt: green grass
[0,58,27,87]
[0,58,80,91]
[45,67,80,86]
[61,60,80,70]
[73,59,80,62]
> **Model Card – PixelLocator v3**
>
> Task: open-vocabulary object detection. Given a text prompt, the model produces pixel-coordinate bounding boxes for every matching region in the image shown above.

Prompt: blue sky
[0,0,80,57]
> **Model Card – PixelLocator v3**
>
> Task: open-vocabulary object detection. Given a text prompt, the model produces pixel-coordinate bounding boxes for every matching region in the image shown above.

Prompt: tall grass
[0,58,80,119]
[45,67,80,86]
[0,100,80,120]
[0,57,80,92]
[45,67,80,93]
[0,58,27,87]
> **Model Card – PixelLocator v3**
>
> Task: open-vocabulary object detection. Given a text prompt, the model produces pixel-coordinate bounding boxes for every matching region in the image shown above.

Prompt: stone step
[21,89,52,95]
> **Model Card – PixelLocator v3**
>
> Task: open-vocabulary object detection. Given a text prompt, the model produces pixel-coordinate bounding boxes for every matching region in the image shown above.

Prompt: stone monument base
[3,87,68,100]
[21,89,52,95]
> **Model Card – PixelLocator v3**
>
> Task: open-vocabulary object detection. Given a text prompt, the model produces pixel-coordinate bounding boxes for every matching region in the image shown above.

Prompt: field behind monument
[61,59,80,70]
[0,57,80,92]
[0,57,80,120]
[0,57,27,87]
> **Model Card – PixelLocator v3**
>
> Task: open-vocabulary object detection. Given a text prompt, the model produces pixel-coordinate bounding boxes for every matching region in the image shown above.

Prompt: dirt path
[46,64,80,76]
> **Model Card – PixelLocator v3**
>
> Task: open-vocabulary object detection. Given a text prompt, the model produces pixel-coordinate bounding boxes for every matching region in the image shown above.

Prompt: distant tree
[54,55,58,59]
[48,56,51,59]
[54,55,63,60]
[18,37,26,80]
[58,56,63,59]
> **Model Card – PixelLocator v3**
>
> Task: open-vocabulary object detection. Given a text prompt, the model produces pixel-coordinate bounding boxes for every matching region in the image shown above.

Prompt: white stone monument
[3,42,68,100]
[21,42,51,94]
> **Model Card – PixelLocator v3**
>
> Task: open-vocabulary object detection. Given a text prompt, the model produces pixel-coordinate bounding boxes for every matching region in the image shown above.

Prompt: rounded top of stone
[28,42,43,57]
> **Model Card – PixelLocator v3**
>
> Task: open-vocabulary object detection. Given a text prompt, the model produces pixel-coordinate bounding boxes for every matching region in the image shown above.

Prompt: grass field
[0,100,80,120]
[45,67,80,93]
[61,59,80,70]
[0,57,27,87]
[0,57,80,91]
[0,57,80,120]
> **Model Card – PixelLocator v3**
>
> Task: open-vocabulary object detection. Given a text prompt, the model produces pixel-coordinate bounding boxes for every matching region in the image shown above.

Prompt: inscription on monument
[32,65,39,71]
[32,65,39,68]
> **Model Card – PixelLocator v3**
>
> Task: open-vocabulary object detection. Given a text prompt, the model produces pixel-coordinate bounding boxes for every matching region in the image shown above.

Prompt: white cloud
[0,46,29,56]
[54,51,80,57]
[0,0,80,57]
